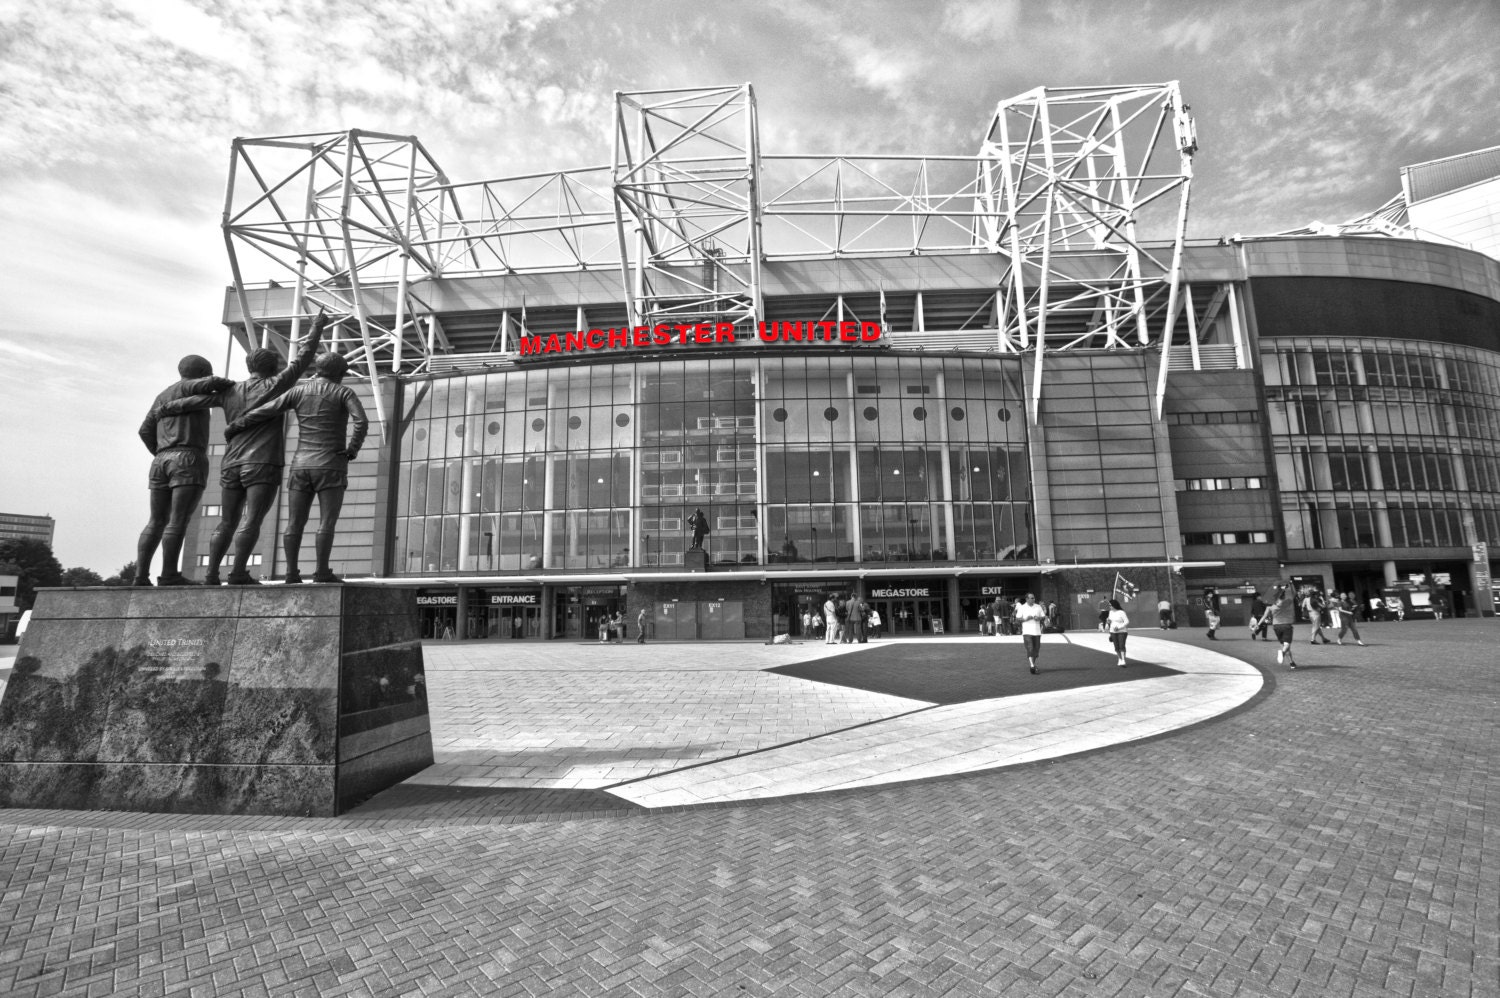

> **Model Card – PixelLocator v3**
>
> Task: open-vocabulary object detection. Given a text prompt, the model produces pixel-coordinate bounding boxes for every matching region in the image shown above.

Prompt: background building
[0,573,18,642]
[0,513,55,548]
[198,84,1500,638]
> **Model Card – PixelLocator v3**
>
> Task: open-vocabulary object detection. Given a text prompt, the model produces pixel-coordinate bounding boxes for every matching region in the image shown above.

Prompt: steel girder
[973,84,1198,419]
[611,85,765,330]
[222,83,1206,417]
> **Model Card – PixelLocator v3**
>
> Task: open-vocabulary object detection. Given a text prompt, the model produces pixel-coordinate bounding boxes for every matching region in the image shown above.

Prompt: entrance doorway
[483,605,541,639]
[554,586,628,639]
[870,597,947,635]
[418,604,457,640]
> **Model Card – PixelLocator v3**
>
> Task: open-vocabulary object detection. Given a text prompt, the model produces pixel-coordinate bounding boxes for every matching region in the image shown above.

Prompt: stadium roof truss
[222,82,1206,432]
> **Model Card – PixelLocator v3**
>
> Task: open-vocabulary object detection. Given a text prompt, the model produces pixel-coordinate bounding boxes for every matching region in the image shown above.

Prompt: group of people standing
[803,594,881,643]
[597,609,650,644]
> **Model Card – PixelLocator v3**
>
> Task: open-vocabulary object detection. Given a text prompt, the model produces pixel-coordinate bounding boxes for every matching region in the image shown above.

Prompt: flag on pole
[1113,572,1140,603]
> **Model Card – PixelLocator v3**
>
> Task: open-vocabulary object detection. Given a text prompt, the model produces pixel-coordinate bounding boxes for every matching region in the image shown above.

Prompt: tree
[61,566,105,587]
[102,562,138,587]
[0,539,64,611]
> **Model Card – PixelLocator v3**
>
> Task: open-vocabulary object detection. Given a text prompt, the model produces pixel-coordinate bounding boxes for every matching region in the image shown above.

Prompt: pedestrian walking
[1269,583,1299,669]
[1302,588,1331,644]
[1157,597,1173,629]
[1205,605,1220,640]
[1013,592,1048,674]
[823,595,839,645]
[977,604,990,635]
[636,607,647,644]
[1106,599,1130,667]
[1248,592,1269,640]
[614,611,627,643]
[1334,592,1365,645]
[836,596,852,643]
[1097,599,1110,633]
[868,606,881,639]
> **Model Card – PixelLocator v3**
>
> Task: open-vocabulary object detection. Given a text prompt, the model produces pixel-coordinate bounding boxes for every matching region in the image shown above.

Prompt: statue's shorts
[288,468,348,493]
[220,462,281,489]
[148,447,208,489]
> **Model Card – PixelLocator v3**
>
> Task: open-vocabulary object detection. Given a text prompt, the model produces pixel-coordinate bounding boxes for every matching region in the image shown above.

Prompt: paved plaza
[1,620,1496,996]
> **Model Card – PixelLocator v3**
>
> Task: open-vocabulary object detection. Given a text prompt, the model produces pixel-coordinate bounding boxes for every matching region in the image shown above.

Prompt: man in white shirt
[1013,592,1049,675]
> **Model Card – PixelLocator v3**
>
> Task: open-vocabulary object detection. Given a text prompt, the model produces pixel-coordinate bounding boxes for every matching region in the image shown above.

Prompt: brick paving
[1,619,1497,996]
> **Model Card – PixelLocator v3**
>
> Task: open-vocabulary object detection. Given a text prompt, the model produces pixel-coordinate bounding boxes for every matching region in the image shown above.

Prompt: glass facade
[1262,338,1500,551]
[391,354,1033,574]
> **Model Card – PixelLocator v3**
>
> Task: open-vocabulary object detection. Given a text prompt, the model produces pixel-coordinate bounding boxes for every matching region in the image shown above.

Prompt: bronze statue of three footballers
[138,311,367,585]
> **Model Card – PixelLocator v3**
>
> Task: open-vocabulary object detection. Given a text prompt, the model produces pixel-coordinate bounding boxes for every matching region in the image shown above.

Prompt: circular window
[824,406,840,421]
[998,407,1011,422]
[453,424,465,438]
[863,406,878,421]
[912,406,927,421]
[487,421,500,435]
[950,407,965,421]
[616,413,630,427]
[772,407,788,422]
[531,418,545,432]
[568,415,582,430]
[415,428,427,441]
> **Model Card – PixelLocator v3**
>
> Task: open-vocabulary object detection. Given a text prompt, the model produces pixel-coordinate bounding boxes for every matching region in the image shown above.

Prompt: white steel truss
[612,85,764,329]
[222,83,1205,426]
[971,84,1197,419]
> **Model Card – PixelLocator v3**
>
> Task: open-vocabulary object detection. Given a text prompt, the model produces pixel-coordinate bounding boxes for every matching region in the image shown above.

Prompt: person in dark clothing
[227,352,368,583]
[846,594,867,643]
[135,358,234,586]
[1248,593,1270,640]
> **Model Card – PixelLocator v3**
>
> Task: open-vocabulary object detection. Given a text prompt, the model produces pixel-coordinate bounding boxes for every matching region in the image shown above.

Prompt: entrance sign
[489,592,540,605]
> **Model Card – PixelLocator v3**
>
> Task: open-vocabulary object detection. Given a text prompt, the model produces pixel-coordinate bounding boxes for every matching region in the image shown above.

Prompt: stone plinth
[0,585,432,817]
[684,548,709,573]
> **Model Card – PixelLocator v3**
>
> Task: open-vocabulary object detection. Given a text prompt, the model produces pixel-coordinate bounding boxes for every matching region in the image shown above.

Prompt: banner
[1112,572,1140,603]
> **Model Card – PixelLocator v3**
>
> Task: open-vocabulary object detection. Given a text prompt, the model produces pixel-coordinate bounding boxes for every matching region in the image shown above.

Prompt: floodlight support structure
[611,85,765,329]
[220,83,1218,420]
[974,83,1197,422]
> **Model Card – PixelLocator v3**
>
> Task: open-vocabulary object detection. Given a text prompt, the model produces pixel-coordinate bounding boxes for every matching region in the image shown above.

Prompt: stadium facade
[200,84,1500,639]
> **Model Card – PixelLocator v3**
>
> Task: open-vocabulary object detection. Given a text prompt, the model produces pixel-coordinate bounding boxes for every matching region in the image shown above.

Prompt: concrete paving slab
[2,620,1496,998]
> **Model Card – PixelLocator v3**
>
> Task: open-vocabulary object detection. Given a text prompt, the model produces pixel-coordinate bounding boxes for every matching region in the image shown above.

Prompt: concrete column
[948,575,962,634]
[1383,560,1398,585]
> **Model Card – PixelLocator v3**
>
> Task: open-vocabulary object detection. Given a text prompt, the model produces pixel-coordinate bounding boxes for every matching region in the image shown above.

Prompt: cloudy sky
[2,0,1497,573]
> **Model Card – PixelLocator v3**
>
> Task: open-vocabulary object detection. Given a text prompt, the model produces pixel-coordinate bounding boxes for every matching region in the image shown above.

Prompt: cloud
[3,0,1499,569]
[941,0,1021,39]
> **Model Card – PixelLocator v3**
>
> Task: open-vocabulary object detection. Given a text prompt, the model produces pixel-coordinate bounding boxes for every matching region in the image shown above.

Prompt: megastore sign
[869,586,933,598]
[520,320,884,358]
